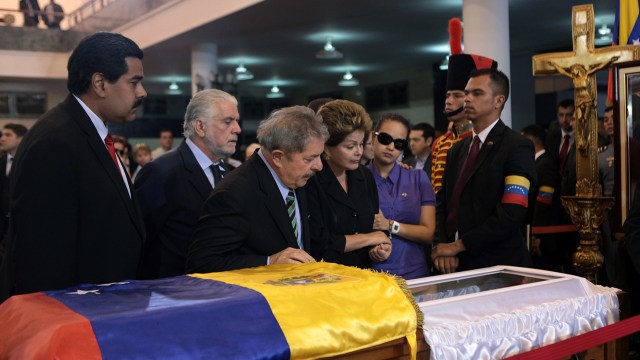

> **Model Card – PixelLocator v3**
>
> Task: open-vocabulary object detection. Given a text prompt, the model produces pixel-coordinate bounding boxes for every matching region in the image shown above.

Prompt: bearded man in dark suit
[0,32,147,301]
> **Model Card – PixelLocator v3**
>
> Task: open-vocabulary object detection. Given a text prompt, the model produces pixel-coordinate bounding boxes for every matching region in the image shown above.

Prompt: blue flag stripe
[45,276,291,359]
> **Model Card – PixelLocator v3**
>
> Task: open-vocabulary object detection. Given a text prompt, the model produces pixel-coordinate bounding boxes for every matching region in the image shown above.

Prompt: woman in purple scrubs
[368,114,436,279]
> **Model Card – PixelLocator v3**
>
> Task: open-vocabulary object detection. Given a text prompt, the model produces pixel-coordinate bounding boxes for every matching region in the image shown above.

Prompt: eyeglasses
[374,131,407,151]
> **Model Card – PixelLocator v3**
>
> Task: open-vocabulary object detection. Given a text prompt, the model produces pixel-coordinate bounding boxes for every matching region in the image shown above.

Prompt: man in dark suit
[0,32,147,301]
[432,69,536,273]
[521,124,562,271]
[187,106,328,273]
[403,122,435,179]
[19,0,40,27]
[0,124,28,261]
[545,99,574,174]
[135,89,241,278]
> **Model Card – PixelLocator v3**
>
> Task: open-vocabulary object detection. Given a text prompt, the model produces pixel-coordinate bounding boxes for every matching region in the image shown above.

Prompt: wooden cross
[533,4,640,197]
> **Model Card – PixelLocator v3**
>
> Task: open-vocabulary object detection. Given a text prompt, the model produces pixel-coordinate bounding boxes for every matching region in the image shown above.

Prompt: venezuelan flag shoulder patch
[536,185,555,205]
[501,175,530,207]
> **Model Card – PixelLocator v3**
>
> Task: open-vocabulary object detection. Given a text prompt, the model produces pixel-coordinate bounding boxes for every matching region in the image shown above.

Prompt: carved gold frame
[613,60,640,229]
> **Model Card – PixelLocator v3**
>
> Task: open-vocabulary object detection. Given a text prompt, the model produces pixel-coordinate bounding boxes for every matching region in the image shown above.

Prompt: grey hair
[257,106,329,154]
[183,89,237,139]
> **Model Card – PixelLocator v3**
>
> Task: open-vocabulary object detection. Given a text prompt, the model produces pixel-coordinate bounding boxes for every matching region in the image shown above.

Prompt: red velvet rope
[531,224,577,235]
[505,315,640,359]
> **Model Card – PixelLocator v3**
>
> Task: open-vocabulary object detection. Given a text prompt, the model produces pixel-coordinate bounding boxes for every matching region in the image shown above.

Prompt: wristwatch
[390,220,401,235]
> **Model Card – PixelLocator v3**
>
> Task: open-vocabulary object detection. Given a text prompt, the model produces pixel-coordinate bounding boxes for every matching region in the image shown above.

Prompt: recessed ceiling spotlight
[338,71,359,86]
[235,64,254,80]
[316,38,344,59]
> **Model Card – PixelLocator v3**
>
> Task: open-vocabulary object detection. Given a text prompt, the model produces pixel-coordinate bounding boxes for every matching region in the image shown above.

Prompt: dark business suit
[0,95,145,301]
[0,154,10,237]
[435,120,536,271]
[0,154,10,263]
[135,140,231,278]
[187,152,310,273]
[403,155,432,180]
[529,151,562,271]
[545,128,563,164]
[305,158,379,268]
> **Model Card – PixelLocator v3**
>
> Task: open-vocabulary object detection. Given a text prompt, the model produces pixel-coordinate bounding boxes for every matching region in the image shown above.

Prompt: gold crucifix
[533,4,640,196]
[532,4,640,282]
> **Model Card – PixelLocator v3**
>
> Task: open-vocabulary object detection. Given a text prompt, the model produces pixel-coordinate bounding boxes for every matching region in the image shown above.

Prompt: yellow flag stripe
[192,263,417,359]
[505,175,530,189]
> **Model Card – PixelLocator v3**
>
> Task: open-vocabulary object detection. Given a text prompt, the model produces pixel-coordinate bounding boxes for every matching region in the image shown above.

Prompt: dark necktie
[210,162,226,187]
[104,134,121,175]
[446,135,481,237]
[559,134,570,173]
[286,189,301,248]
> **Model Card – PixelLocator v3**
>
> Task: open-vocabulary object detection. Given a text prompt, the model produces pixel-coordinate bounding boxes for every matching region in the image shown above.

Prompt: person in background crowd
[360,131,374,165]
[131,143,152,182]
[42,0,64,29]
[368,114,436,279]
[0,124,28,261]
[521,124,562,272]
[19,0,40,27]
[545,99,574,174]
[404,122,436,180]
[306,100,391,269]
[151,129,173,158]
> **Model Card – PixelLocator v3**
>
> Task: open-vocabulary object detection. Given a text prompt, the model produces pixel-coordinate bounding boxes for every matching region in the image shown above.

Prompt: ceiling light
[598,24,611,36]
[235,64,254,80]
[266,85,284,98]
[316,38,343,59]
[168,81,179,91]
[439,55,449,71]
[338,71,359,86]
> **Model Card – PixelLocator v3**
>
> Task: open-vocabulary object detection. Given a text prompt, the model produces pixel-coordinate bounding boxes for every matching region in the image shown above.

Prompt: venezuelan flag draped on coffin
[0,262,419,359]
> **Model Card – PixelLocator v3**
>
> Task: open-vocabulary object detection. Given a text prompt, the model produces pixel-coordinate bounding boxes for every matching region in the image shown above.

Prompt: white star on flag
[97,281,129,287]
[633,38,640,45]
[65,289,101,295]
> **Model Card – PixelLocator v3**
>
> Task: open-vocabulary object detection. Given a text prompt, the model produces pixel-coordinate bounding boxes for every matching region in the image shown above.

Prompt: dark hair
[604,106,613,113]
[558,99,575,110]
[307,98,334,113]
[318,100,372,147]
[521,124,546,146]
[469,68,510,103]
[411,122,435,140]
[3,123,28,137]
[374,113,411,136]
[67,32,144,95]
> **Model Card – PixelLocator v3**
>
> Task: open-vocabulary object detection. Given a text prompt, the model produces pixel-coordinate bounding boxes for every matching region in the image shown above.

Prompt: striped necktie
[286,189,301,248]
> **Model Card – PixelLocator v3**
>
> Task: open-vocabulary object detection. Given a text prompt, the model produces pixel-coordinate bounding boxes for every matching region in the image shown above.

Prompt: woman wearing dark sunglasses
[306,100,392,268]
[367,114,436,279]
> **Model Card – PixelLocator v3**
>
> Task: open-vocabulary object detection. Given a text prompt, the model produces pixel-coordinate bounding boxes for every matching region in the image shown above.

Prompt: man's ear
[271,149,285,168]
[494,95,506,109]
[92,73,107,98]
[194,119,206,137]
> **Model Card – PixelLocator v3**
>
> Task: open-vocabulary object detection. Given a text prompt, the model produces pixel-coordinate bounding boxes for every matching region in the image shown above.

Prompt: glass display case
[408,266,620,359]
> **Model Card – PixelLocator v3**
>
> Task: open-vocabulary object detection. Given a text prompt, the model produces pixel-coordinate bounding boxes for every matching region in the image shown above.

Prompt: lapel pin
[487,141,494,146]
